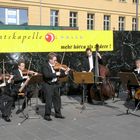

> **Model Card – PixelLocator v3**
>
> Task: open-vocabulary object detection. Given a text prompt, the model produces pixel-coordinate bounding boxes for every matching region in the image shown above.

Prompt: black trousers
[43,82,61,116]
[0,94,13,117]
[127,84,140,107]
[80,84,93,103]
[12,85,33,110]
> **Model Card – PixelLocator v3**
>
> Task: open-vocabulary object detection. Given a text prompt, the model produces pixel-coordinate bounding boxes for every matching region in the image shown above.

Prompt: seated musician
[0,71,14,122]
[81,45,103,104]
[12,59,38,114]
[127,58,140,107]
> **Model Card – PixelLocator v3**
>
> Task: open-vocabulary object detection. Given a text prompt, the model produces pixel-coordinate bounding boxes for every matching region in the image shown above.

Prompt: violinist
[0,71,14,122]
[127,58,140,108]
[81,45,103,104]
[12,59,38,114]
[41,52,70,121]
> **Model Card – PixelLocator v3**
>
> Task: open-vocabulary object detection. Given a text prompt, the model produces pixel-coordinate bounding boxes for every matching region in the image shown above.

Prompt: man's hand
[0,82,6,87]
[7,75,14,83]
[23,75,30,79]
[65,67,70,75]
[56,72,61,76]
[97,52,102,59]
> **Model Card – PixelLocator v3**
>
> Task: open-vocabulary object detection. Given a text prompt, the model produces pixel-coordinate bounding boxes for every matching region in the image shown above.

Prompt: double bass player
[82,44,103,104]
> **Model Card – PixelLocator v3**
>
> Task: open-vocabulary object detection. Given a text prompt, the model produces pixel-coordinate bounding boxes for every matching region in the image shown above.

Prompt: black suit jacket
[12,69,26,92]
[133,70,140,81]
[82,54,103,72]
[41,62,65,84]
[41,62,57,84]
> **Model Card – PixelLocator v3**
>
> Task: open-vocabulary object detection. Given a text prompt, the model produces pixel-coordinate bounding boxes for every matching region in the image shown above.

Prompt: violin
[22,69,38,76]
[3,74,11,80]
[0,73,13,80]
[135,88,140,100]
[53,61,69,71]
[0,73,14,85]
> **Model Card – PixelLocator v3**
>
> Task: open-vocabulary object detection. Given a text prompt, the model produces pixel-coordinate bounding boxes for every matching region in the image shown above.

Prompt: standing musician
[12,59,38,114]
[82,45,103,104]
[127,58,140,108]
[0,71,14,122]
[41,52,70,121]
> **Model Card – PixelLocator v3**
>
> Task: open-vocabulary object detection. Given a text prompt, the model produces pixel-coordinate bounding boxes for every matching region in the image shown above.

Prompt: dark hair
[47,52,57,60]
[18,59,25,66]
[135,57,140,62]
[95,43,99,50]
[86,47,92,52]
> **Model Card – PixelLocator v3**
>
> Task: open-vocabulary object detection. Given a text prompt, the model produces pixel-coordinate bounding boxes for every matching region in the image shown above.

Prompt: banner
[0,30,113,52]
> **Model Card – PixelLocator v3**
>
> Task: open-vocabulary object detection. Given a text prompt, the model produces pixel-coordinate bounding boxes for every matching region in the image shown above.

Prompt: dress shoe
[44,115,52,121]
[55,115,65,119]
[2,115,11,122]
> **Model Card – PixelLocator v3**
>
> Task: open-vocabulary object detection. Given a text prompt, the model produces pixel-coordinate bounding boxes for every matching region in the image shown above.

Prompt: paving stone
[0,94,140,140]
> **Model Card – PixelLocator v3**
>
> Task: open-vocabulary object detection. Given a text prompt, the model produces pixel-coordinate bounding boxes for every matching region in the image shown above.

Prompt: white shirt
[49,63,57,82]
[88,55,94,72]
[18,69,24,86]
[19,69,23,78]
[134,68,140,74]
[18,69,28,86]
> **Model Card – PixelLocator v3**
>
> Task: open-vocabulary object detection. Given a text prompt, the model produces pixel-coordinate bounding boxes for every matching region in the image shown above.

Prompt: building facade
[0,0,139,30]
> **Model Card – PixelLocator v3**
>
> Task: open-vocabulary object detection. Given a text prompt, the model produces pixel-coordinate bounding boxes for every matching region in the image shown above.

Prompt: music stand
[73,72,94,112]
[18,74,43,125]
[118,72,140,116]
[118,72,139,86]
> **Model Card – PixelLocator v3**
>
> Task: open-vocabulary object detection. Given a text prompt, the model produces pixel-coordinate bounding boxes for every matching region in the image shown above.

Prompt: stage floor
[0,92,140,140]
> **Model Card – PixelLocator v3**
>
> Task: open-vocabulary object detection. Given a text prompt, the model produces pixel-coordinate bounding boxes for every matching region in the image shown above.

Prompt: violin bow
[59,52,66,72]
[27,57,32,76]
[60,52,65,65]
[2,59,6,84]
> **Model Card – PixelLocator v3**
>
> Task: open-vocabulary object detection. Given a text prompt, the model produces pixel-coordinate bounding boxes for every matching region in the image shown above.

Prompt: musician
[41,52,70,121]
[133,58,140,81]
[12,59,37,114]
[128,58,140,107]
[0,71,14,122]
[82,45,103,104]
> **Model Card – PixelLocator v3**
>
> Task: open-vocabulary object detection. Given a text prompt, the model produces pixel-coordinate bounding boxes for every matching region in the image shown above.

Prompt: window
[87,13,94,30]
[0,7,28,25]
[119,16,125,31]
[69,12,77,27]
[19,9,28,25]
[0,8,5,24]
[119,0,127,2]
[133,0,138,3]
[50,10,59,26]
[5,8,19,25]
[132,18,136,31]
[104,15,110,30]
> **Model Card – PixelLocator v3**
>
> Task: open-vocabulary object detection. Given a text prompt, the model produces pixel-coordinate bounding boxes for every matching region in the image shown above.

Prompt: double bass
[90,44,115,101]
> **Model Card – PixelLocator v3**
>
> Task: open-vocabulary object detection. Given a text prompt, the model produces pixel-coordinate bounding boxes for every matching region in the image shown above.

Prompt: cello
[90,44,115,101]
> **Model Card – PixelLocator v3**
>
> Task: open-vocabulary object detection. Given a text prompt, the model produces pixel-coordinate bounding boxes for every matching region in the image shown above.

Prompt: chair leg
[17,93,25,110]
[17,96,21,110]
